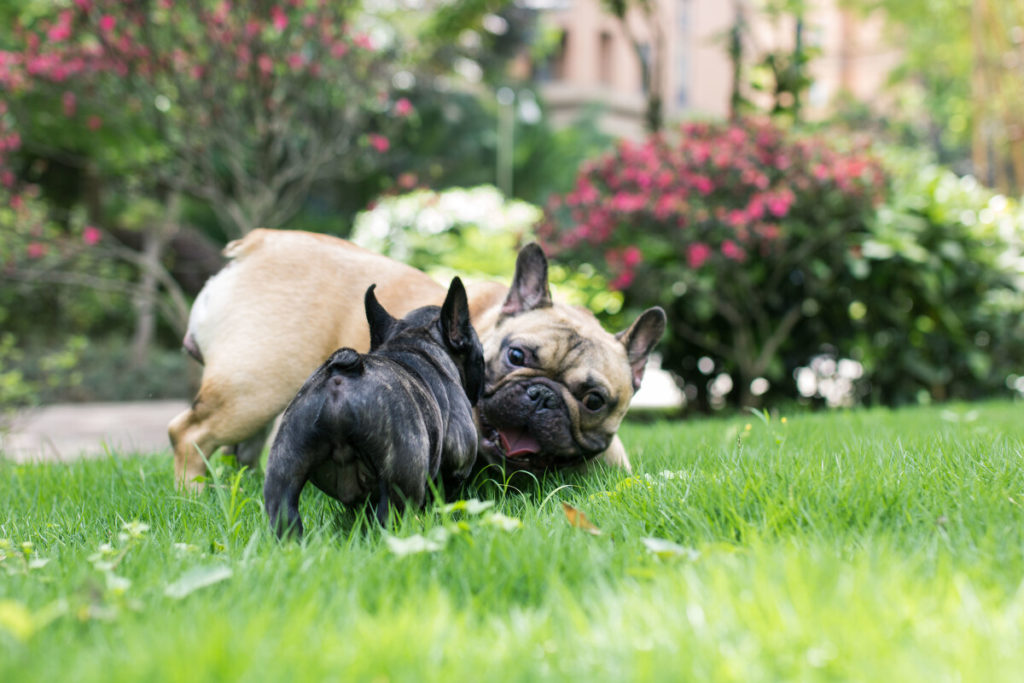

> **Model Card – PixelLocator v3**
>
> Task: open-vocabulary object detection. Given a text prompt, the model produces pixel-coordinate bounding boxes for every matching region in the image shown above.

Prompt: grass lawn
[2,401,1024,681]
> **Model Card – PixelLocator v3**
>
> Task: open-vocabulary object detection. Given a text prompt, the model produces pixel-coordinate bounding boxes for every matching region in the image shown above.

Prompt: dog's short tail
[327,348,364,374]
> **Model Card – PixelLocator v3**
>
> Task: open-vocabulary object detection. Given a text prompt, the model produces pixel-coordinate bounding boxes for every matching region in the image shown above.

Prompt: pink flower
[727,127,747,145]
[394,98,413,117]
[654,194,676,219]
[726,209,746,228]
[287,53,304,70]
[611,193,645,212]
[271,6,288,31]
[258,55,273,76]
[98,15,116,33]
[27,242,48,259]
[62,91,77,117]
[692,175,714,195]
[0,170,14,188]
[48,12,73,42]
[397,172,417,189]
[721,240,746,262]
[766,191,792,218]
[610,270,635,291]
[10,194,24,211]
[687,242,711,269]
[367,134,389,153]
[330,42,349,58]
[745,196,766,221]
[353,34,374,50]
[82,225,102,245]
[623,246,642,268]
[73,0,94,11]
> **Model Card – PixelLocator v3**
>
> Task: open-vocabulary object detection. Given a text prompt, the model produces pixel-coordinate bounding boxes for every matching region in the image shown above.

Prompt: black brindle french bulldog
[263,277,484,537]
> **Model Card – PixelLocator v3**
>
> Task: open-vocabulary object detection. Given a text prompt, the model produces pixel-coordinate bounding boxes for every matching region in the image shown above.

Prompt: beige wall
[536,0,899,139]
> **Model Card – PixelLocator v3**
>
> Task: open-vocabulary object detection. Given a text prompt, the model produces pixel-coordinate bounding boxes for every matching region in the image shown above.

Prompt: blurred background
[0,0,1022,417]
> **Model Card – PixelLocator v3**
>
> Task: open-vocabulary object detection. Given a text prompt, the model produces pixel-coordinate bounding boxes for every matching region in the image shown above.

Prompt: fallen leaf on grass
[562,503,602,535]
[164,565,233,599]
[641,537,700,561]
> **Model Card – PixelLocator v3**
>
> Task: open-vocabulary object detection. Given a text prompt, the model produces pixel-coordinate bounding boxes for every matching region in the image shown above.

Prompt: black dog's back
[263,278,482,538]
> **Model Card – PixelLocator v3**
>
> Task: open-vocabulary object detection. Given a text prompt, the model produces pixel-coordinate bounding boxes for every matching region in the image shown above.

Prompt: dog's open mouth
[497,427,541,460]
[480,420,589,471]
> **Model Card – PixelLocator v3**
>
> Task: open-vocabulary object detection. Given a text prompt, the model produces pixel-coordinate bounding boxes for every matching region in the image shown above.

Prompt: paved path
[1,400,189,463]
[0,363,683,464]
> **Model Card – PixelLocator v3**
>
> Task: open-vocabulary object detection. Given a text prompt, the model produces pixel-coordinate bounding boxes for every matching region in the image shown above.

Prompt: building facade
[532,0,899,139]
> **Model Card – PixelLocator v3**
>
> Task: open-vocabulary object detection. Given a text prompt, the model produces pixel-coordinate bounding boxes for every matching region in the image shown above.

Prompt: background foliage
[540,118,1024,409]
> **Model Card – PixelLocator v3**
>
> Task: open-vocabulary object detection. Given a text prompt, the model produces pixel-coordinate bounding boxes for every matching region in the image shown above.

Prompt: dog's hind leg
[169,380,286,492]
[226,421,273,472]
[264,443,322,539]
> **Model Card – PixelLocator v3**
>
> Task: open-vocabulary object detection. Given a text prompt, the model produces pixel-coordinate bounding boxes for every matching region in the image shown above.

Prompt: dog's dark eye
[582,392,605,411]
[507,346,526,366]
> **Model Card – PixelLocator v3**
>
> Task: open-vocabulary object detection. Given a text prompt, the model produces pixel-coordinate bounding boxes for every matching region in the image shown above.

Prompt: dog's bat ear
[365,284,396,350]
[501,242,552,315]
[616,307,667,391]
[442,277,485,403]
[441,277,472,350]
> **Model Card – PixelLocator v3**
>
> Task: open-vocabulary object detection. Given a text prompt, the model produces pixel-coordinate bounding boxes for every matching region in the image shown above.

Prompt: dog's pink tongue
[498,429,541,458]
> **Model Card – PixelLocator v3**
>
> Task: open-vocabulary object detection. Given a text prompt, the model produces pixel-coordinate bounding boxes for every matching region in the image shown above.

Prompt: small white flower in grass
[119,520,150,543]
[482,512,522,532]
[386,534,444,556]
[641,537,701,561]
[438,498,495,515]
[88,543,118,571]
[106,574,131,596]
[172,542,200,555]
[385,527,451,556]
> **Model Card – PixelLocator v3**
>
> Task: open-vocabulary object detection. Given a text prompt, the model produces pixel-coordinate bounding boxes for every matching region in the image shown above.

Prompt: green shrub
[539,119,1024,409]
[827,149,1024,405]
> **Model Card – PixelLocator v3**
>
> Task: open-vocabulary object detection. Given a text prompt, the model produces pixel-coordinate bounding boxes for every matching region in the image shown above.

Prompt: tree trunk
[130,192,182,369]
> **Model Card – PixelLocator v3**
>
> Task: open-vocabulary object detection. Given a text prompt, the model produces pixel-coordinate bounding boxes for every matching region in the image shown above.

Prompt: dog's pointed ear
[441,277,485,403]
[501,242,553,315]
[440,277,472,350]
[615,307,667,391]
[364,284,396,350]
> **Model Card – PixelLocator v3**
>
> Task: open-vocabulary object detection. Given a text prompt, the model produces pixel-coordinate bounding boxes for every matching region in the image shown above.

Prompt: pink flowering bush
[0,0,403,237]
[538,118,887,408]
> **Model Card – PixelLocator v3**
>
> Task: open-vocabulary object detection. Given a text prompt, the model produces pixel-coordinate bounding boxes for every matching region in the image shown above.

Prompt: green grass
[3,401,1024,681]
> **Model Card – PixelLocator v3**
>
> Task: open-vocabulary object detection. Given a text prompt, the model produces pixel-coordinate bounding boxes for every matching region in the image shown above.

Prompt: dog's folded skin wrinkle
[169,231,665,489]
[263,278,482,538]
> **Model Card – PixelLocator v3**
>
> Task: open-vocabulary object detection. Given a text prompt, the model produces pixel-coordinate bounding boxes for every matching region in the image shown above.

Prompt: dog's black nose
[526,384,557,410]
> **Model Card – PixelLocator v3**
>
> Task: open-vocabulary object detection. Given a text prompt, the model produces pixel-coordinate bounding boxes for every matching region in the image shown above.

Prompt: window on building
[598,31,614,85]
[638,42,652,94]
[535,29,569,82]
